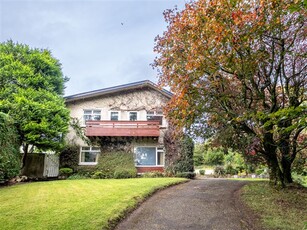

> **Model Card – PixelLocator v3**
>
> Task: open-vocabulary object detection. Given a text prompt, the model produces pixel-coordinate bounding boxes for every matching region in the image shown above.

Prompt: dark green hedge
[0,112,21,182]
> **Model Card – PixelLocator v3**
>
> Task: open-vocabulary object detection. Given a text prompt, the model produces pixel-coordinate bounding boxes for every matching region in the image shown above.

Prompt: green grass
[242,181,307,230]
[0,178,186,230]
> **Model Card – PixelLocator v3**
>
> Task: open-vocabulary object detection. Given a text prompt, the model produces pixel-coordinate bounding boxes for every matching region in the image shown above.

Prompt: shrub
[142,171,164,178]
[225,164,238,175]
[113,169,137,179]
[59,167,73,174]
[95,151,136,179]
[59,144,79,171]
[166,135,194,175]
[199,169,205,175]
[91,171,105,179]
[59,168,74,178]
[204,148,224,166]
[175,172,196,179]
[0,112,21,182]
[214,166,226,176]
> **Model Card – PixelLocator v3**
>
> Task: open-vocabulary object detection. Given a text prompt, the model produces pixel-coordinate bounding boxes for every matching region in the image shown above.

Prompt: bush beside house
[164,130,195,178]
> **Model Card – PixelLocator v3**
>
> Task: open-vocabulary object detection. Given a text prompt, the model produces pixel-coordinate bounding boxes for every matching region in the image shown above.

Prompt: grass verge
[242,181,307,230]
[0,178,187,230]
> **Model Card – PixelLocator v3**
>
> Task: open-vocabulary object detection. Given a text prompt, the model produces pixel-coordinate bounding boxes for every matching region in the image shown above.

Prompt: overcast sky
[0,0,186,96]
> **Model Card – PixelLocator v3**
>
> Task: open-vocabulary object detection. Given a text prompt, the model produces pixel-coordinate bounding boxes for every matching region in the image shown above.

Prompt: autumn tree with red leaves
[153,0,306,186]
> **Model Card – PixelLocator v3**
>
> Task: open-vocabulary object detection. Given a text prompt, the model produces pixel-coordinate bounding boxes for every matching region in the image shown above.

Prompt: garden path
[115,179,260,230]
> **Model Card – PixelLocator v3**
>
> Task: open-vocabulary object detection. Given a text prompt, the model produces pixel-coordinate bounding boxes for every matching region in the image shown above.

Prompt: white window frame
[128,111,138,121]
[109,111,120,121]
[134,146,165,167]
[146,110,163,125]
[79,146,100,165]
[83,109,101,125]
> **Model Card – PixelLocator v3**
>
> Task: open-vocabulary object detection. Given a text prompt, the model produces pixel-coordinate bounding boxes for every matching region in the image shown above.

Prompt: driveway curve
[115,179,259,230]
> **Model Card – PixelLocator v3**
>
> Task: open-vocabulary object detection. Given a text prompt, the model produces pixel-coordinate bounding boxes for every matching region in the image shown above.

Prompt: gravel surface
[115,179,259,230]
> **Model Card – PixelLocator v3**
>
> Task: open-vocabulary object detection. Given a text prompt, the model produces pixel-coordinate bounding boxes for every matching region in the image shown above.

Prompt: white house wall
[66,87,170,146]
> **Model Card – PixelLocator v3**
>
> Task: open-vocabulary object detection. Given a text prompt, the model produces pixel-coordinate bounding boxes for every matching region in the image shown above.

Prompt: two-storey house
[65,80,172,173]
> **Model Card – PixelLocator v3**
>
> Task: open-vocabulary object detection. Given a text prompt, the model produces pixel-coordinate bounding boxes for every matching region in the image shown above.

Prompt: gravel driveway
[115,179,259,230]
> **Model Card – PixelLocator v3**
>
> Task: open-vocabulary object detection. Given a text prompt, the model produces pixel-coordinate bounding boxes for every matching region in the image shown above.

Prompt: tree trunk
[281,155,293,184]
[279,134,293,184]
[21,144,29,169]
[267,155,284,187]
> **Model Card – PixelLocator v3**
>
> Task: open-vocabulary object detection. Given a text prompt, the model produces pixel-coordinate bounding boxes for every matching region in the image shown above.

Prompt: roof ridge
[65,80,172,102]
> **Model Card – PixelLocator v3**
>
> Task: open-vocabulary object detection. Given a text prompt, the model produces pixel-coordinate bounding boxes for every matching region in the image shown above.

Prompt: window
[129,112,138,121]
[134,146,164,166]
[110,111,119,121]
[80,146,100,165]
[83,109,101,124]
[146,110,163,125]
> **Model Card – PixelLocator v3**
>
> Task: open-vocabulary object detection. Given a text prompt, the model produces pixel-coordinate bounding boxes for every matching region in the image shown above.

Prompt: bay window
[134,146,164,166]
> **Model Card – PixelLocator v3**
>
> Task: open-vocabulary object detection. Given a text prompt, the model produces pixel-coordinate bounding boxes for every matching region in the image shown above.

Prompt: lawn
[0,178,186,230]
[242,181,307,230]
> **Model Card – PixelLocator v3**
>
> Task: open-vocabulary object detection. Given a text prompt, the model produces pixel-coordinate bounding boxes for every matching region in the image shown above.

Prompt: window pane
[111,112,119,121]
[157,152,164,165]
[81,147,90,151]
[135,147,156,166]
[84,115,92,121]
[84,110,92,114]
[81,152,97,163]
[91,147,100,151]
[129,112,137,121]
[93,110,101,114]
[92,115,101,120]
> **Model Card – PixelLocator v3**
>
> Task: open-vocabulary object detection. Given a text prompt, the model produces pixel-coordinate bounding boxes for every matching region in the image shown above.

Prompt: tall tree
[0,41,70,168]
[153,0,306,186]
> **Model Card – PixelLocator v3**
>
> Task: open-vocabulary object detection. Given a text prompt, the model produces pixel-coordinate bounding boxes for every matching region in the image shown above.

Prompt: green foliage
[199,169,205,175]
[170,136,194,174]
[225,164,238,175]
[59,144,79,171]
[0,112,20,181]
[175,172,196,179]
[59,168,73,175]
[224,151,245,173]
[204,148,224,166]
[142,171,165,178]
[0,41,70,164]
[193,143,205,166]
[1,88,70,152]
[291,172,307,187]
[214,166,226,176]
[0,40,67,96]
[113,169,137,179]
[93,151,137,179]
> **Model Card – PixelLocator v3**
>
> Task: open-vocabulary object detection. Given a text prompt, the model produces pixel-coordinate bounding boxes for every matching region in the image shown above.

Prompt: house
[65,80,173,173]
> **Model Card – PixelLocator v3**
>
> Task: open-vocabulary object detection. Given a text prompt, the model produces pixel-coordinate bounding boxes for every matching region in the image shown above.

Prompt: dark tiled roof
[65,80,172,102]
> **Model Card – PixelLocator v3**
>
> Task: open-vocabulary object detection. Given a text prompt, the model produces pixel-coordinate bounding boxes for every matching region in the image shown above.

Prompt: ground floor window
[134,146,164,166]
[79,146,100,165]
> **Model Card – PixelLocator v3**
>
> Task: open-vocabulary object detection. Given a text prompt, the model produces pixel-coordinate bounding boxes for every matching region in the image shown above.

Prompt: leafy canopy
[154,0,306,185]
[0,40,70,157]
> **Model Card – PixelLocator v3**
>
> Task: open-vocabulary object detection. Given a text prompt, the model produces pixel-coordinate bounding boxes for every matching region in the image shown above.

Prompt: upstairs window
[146,110,163,125]
[83,109,101,125]
[110,111,119,121]
[129,112,138,121]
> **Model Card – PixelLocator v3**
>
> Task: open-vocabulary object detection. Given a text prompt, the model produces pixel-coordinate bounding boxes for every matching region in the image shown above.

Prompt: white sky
[0,0,186,96]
